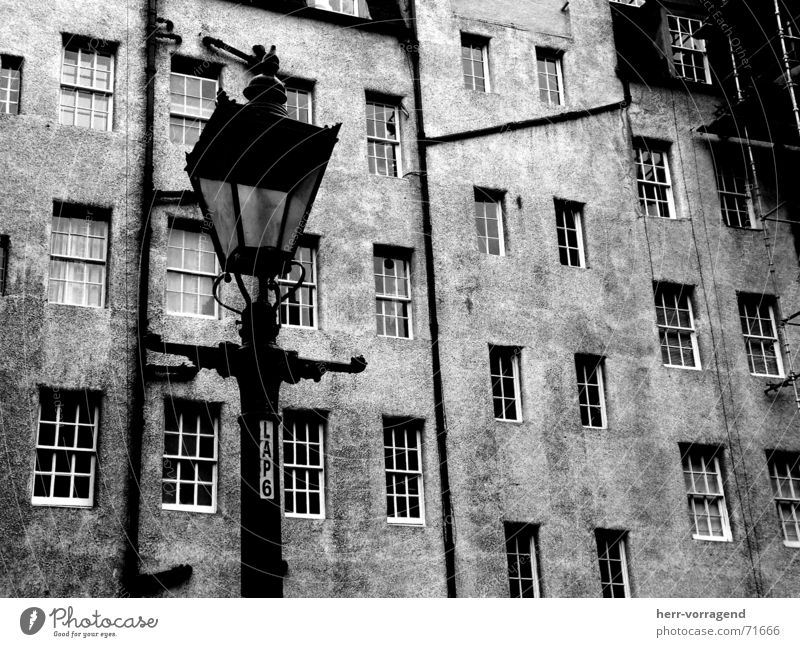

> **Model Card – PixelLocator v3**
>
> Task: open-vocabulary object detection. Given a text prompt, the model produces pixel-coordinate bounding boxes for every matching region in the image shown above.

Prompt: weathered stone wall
[420,0,800,597]
[2,0,799,598]
[0,0,146,596]
[137,0,445,597]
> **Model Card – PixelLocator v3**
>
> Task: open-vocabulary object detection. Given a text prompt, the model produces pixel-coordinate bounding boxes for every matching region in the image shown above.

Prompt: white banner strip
[2,598,799,646]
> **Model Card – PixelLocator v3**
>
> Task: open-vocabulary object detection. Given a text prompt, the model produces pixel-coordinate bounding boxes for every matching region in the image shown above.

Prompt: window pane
[490,347,521,421]
[162,400,218,511]
[166,226,217,317]
[682,450,730,540]
[366,100,399,176]
[505,528,539,598]
[283,415,325,518]
[384,421,423,523]
[33,390,98,506]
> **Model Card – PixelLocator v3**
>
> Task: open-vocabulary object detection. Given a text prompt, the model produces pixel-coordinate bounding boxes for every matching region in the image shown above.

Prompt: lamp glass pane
[236,185,288,250]
[198,178,237,259]
[282,171,321,253]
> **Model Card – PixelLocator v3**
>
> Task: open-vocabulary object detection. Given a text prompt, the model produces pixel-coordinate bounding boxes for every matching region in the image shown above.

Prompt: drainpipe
[121,0,158,595]
[407,0,457,598]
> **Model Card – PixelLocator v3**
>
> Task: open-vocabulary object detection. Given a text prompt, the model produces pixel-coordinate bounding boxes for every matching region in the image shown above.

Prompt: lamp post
[147,46,366,597]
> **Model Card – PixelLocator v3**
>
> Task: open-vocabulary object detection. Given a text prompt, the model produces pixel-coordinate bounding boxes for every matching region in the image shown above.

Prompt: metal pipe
[774,0,800,138]
[692,130,800,152]
[202,36,256,66]
[408,0,457,598]
[425,100,627,146]
[122,0,159,596]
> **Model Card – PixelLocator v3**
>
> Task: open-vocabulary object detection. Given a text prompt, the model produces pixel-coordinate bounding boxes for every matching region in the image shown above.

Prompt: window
[474,188,505,255]
[0,54,22,115]
[681,446,732,541]
[166,224,218,318]
[374,251,412,338]
[654,283,700,369]
[536,49,563,105]
[0,234,8,295]
[169,58,218,146]
[278,243,317,328]
[59,38,114,131]
[366,98,400,177]
[310,0,369,18]
[767,452,800,547]
[283,412,326,518]
[162,400,218,513]
[634,143,675,218]
[285,84,313,124]
[555,199,585,267]
[383,419,424,525]
[575,355,606,428]
[461,34,490,92]
[595,530,631,598]
[490,345,522,422]
[715,157,755,228]
[504,523,541,598]
[738,295,783,377]
[32,390,99,507]
[48,203,108,308]
[668,15,711,84]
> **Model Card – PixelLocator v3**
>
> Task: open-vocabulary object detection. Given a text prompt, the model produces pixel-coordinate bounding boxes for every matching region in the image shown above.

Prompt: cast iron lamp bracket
[211,260,307,333]
[143,330,367,386]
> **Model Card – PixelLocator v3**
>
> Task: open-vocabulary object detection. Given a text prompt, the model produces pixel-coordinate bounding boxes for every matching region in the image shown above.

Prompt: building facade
[1,0,799,597]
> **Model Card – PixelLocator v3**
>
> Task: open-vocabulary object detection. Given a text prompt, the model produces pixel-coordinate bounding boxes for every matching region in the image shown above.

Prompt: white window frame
[169,70,218,146]
[59,43,114,131]
[285,84,313,124]
[166,225,219,319]
[366,98,402,178]
[48,209,109,308]
[576,355,607,429]
[0,55,21,115]
[634,143,676,219]
[311,0,367,18]
[383,421,425,526]
[278,244,317,329]
[667,14,712,85]
[282,414,326,520]
[490,346,523,422]
[32,391,99,508]
[536,49,564,106]
[768,454,800,548]
[374,253,413,339]
[716,162,756,229]
[461,34,491,92]
[596,531,631,598]
[682,450,732,542]
[505,524,540,598]
[739,297,784,378]
[474,189,505,256]
[655,284,701,370]
[555,200,586,267]
[162,401,218,514]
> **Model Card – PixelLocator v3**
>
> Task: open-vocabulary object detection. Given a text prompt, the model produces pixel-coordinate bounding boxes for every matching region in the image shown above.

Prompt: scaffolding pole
[774,0,800,139]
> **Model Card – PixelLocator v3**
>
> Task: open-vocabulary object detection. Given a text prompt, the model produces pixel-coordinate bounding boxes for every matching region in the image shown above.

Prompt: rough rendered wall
[0,1,145,596]
[3,0,800,599]
[420,0,800,597]
[137,0,446,597]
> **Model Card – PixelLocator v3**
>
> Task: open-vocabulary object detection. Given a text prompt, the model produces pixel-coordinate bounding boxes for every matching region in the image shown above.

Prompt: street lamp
[186,46,340,279]
[147,45,366,598]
